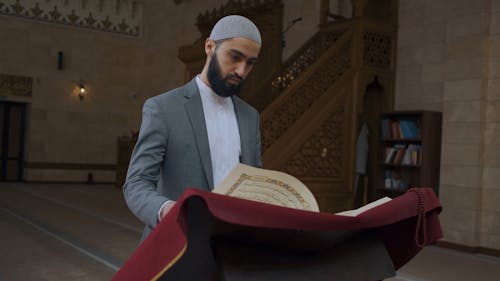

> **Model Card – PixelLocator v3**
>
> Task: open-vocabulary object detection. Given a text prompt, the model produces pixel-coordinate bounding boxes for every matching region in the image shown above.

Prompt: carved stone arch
[177,0,284,105]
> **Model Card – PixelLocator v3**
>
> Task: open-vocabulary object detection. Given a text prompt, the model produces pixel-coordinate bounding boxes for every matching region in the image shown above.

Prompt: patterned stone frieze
[0,73,33,97]
[0,0,143,37]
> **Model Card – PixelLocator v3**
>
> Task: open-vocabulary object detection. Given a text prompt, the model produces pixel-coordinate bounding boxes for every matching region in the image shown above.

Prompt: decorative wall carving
[0,74,32,96]
[261,41,351,151]
[0,0,142,37]
[284,107,344,177]
[363,31,392,68]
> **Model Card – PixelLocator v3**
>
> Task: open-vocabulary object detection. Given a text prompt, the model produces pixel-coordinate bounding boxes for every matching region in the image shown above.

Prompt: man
[124,15,262,241]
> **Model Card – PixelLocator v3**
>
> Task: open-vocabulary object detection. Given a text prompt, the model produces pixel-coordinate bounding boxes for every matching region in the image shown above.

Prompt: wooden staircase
[253,19,396,212]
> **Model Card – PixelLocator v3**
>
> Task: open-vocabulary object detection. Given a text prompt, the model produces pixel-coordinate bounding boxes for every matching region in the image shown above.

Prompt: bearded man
[124,15,262,241]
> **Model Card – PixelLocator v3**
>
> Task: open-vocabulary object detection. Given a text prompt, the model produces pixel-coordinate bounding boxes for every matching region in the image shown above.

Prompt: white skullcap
[209,15,262,45]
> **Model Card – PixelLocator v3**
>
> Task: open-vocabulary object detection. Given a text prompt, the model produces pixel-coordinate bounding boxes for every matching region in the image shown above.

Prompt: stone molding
[0,0,142,37]
[0,73,32,97]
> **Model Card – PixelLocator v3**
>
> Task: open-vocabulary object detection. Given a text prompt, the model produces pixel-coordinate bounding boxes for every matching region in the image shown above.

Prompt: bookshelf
[376,111,442,198]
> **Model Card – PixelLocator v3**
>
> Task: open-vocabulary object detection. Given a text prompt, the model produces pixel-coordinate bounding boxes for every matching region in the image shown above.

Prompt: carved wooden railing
[260,19,396,156]
[247,20,352,112]
[260,29,353,152]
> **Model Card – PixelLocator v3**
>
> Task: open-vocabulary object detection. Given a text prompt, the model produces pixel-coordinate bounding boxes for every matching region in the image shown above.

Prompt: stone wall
[0,0,229,182]
[0,0,320,183]
[1,9,146,182]
[396,0,500,251]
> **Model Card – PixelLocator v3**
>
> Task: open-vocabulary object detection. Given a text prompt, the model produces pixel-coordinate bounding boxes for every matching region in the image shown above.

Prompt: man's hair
[214,38,230,51]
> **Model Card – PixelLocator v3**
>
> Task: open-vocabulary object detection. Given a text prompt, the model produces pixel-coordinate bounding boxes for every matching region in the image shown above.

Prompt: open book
[213,164,391,214]
[213,164,319,212]
[335,197,392,216]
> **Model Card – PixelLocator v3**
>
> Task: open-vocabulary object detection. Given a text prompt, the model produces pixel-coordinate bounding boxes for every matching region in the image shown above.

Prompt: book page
[335,197,392,217]
[213,164,319,212]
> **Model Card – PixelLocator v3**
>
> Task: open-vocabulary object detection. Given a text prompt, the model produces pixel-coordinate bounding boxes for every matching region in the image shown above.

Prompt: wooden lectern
[113,188,442,281]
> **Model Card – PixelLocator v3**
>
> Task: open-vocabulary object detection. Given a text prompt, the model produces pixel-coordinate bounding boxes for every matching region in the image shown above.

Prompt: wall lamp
[78,79,85,101]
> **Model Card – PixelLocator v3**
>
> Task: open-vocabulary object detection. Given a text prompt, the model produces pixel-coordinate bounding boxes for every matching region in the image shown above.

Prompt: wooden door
[0,102,27,181]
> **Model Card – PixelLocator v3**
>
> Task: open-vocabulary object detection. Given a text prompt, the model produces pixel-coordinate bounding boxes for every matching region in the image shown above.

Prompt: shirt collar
[195,75,230,105]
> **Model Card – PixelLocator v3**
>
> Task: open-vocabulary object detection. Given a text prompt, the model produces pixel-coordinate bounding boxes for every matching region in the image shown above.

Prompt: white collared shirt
[195,75,241,187]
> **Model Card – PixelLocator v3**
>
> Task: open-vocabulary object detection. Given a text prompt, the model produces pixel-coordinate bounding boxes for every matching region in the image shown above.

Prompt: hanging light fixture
[78,79,85,101]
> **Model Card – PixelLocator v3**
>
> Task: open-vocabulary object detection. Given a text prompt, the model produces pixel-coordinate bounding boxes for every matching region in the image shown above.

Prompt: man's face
[207,37,260,97]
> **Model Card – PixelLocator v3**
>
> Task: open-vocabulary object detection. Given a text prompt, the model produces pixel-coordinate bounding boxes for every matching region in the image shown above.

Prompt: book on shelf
[381,118,420,140]
[399,120,420,139]
[214,164,392,215]
[393,146,406,165]
[390,120,401,139]
[384,147,396,164]
[404,144,421,166]
[384,144,421,166]
[383,170,409,191]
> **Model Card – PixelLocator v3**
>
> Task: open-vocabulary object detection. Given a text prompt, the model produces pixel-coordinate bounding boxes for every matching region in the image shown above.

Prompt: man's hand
[160,201,176,221]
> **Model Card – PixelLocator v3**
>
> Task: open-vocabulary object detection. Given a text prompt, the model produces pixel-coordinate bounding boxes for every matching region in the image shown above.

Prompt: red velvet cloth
[113,187,442,281]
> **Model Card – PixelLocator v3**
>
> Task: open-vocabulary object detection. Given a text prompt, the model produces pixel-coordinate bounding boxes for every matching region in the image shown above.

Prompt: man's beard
[207,53,244,97]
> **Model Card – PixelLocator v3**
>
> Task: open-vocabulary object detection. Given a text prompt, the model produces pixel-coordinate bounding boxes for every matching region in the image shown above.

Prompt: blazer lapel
[183,79,214,188]
[232,97,250,165]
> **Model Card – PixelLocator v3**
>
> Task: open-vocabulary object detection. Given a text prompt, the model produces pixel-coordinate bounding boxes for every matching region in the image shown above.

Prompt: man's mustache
[226,73,244,83]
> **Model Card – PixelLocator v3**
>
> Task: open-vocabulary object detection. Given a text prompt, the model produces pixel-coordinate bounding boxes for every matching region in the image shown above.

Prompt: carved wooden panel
[0,74,32,96]
[271,29,345,91]
[261,42,351,151]
[283,106,344,177]
[363,31,392,68]
[303,179,351,212]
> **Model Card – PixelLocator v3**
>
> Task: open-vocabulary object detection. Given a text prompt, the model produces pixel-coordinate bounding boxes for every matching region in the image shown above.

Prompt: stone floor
[0,183,499,280]
[386,245,500,281]
[0,183,141,281]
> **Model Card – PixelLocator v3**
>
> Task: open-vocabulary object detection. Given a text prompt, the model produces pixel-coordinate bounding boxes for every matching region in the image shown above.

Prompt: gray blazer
[124,78,262,239]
